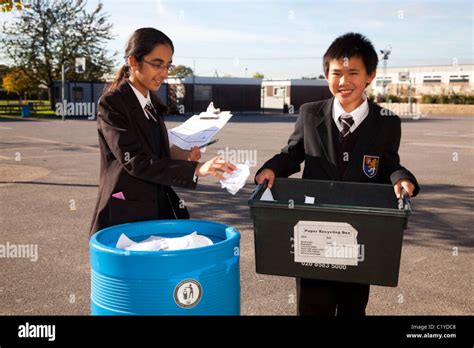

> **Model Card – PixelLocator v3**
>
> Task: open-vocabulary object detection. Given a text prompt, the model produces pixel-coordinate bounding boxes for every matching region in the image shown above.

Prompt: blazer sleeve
[381,117,420,197]
[255,108,306,180]
[97,92,199,189]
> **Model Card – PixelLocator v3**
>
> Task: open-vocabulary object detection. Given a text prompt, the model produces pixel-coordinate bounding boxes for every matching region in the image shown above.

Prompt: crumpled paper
[220,160,250,195]
[116,231,213,251]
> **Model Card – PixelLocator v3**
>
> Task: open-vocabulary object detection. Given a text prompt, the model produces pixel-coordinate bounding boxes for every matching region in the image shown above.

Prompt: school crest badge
[362,155,379,178]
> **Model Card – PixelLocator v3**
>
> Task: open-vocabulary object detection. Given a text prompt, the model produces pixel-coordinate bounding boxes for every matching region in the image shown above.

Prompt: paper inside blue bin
[116,231,213,251]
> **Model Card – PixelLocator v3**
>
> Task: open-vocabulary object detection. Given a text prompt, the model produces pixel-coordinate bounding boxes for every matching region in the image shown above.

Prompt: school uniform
[89,79,199,237]
[256,96,420,316]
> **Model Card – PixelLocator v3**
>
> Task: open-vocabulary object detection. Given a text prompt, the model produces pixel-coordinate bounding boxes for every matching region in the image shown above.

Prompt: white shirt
[128,81,153,120]
[332,96,369,134]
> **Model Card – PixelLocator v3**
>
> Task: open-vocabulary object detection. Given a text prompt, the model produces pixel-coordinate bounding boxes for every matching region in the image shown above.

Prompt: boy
[255,32,419,316]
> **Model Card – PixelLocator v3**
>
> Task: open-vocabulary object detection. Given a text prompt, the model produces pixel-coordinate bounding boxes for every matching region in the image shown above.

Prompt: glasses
[142,59,175,73]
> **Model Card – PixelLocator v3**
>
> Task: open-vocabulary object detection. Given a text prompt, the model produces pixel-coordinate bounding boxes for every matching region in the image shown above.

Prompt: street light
[380,45,391,98]
[61,57,85,121]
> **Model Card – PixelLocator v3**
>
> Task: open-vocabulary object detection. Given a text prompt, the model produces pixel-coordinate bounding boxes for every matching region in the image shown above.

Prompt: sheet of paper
[304,195,315,204]
[293,221,360,266]
[168,111,232,150]
[260,188,275,201]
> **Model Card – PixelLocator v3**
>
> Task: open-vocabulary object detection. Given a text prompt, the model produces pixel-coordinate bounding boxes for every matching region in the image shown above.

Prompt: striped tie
[338,113,354,142]
[144,102,158,123]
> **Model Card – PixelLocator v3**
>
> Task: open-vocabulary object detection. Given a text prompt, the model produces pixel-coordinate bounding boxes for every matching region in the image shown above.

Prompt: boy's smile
[326,56,376,112]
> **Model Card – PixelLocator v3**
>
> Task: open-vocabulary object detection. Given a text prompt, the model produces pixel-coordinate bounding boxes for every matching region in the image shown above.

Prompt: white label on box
[294,221,360,266]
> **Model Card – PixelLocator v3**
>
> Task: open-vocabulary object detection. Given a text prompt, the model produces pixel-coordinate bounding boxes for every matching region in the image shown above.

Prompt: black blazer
[257,97,420,196]
[89,80,199,237]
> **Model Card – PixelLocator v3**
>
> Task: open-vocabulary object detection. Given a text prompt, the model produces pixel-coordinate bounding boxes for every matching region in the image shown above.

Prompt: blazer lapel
[342,101,380,181]
[315,98,339,180]
[119,80,157,153]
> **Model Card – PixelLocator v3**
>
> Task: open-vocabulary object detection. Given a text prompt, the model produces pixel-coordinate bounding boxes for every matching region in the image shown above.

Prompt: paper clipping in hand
[168,102,232,150]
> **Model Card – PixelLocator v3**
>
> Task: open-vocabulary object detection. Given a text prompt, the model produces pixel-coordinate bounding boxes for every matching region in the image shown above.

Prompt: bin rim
[248,178,411,217]
[90,219,240,256]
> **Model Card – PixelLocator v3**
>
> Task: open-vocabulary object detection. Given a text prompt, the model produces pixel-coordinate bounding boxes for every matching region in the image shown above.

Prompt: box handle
[398,188,411,211]
[249,180,268,201]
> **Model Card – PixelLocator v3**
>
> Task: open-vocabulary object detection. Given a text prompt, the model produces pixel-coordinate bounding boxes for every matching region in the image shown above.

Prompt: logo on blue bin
[174,279,202,308]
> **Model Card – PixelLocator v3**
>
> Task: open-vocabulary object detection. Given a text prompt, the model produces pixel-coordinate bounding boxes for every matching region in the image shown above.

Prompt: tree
[2,68,38,101]
[169,65,194,77]
[0,64,9,81]
[1,0,115,109]
[0,0,29,12]
[253,72,264,78]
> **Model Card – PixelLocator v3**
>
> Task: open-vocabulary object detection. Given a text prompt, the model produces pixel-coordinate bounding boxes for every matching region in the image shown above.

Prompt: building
[371,64,473,97]
[53,80,168,117]
[166,76,262,115]
[261,79,331,113]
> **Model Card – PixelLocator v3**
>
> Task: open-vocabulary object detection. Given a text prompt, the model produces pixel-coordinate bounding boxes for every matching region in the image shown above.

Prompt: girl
[89,27,236,236]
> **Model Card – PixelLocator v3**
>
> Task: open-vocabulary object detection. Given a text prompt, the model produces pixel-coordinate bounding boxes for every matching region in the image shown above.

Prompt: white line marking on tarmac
[15,135,99,151]
[423,132,472,138]
[406,142,474,149]
[0,126,12,130]
[11,153,99,160]
[0,146,44,152]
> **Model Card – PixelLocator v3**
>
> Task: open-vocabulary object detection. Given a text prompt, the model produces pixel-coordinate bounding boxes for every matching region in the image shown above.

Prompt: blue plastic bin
[21,105,30,118]
[90,220,241,315]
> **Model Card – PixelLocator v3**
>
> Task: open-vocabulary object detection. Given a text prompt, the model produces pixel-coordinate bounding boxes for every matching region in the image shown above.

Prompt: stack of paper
[168,102,232,150]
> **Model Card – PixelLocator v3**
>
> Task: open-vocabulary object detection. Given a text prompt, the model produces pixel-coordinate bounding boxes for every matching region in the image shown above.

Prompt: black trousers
[296,278,370,317]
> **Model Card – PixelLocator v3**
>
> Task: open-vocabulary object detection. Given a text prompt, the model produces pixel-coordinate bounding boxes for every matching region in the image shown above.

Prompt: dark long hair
[105,28,174,93]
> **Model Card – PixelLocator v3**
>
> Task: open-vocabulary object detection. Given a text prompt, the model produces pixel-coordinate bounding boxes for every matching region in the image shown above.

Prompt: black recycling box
[248,178,411,287]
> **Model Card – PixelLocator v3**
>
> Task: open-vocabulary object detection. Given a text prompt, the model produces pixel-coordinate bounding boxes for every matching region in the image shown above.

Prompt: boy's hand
[256,169,276,188]
[394,179,415,198]
[188,146,201,161]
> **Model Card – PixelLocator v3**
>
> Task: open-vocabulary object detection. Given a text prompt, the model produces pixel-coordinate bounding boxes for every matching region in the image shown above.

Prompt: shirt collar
[128,81,152,119]
[332,95,369,132]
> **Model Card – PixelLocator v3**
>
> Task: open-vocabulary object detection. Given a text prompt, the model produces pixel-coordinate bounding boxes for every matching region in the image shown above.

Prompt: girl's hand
[195,156,237,180]
[188,146,201,161]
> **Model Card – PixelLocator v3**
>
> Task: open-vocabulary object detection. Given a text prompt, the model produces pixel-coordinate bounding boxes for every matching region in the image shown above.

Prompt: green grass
[0,99,50,105]
[0,100,57,118]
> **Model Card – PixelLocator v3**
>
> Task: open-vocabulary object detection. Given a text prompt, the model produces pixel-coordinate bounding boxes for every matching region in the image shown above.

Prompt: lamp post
[380,45,391,98]
[61,64,68,121]
[61,57,86,121]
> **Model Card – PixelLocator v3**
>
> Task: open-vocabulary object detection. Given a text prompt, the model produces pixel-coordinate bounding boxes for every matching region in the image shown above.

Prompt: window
[376,77,392,87]
[423,76,442,83]
[273,86,286,98]
[194,85,212,101]
[449,75,469,83]
[72,87,84,101]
